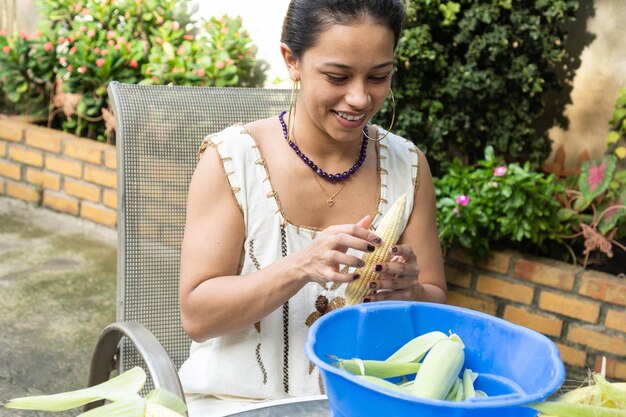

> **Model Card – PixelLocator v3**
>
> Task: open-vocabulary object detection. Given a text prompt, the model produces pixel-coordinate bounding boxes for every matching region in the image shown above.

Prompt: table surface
[226,398,330,417]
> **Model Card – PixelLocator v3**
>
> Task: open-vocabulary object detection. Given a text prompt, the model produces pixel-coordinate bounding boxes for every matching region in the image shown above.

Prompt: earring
[287,79,299,143]
[363,88,396,143]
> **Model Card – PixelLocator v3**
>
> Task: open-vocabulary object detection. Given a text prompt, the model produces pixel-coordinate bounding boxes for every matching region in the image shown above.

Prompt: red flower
[96,58,106,67]
[43,42,54,51]
[2,46,10,54]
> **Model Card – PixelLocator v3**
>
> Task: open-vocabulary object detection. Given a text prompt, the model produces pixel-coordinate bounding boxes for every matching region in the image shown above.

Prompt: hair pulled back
[281,0,405,59]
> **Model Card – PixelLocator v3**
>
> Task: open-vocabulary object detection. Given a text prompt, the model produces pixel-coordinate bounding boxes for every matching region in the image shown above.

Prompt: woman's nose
[345,81,370,110]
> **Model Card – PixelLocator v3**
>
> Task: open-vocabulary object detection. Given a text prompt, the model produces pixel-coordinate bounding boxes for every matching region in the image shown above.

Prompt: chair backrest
[107,82,291,375]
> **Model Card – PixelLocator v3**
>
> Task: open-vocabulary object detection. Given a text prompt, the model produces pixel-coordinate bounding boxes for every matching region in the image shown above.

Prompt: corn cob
[411,334,465,400]
[345,193,407,305]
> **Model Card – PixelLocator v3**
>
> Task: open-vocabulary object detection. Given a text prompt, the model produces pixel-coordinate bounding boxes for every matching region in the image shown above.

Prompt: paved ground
[0,196,116,417]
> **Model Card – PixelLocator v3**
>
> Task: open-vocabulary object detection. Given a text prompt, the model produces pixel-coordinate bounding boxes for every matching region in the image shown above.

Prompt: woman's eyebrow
[322,61,395,70]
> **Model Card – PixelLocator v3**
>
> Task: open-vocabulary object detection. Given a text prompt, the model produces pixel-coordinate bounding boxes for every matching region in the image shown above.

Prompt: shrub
[607,87,626,170]
[378,0,579,176]
[0,0,267,141]
[434,146,566,260]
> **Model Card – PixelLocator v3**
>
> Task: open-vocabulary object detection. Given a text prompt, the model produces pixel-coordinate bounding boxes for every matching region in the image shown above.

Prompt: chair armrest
[84,322,185,411]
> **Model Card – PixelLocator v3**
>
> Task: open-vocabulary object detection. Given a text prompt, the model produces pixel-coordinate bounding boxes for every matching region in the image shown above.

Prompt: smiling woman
[177,1,447,416]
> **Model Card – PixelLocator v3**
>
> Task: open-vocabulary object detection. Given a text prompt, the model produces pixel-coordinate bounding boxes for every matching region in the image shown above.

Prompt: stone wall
[1,119,624,381]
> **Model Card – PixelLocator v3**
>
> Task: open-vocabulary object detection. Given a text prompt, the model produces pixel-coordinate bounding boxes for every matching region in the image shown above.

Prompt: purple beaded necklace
[278,111,368,182]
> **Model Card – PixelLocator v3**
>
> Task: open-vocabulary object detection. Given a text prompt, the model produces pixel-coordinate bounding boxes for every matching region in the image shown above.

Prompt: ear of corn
[529,401,626,417]
[356,375,411,395]
[345,193,407,305]
[411,335,465,400]
[462,369,477,399]
[385,330,448,363]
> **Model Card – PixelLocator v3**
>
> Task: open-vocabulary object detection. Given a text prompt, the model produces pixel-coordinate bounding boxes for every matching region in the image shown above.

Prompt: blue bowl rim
[305,301,565,410]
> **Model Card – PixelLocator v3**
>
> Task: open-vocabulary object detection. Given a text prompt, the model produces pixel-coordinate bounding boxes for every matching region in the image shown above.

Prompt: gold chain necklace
[312,171,348,207]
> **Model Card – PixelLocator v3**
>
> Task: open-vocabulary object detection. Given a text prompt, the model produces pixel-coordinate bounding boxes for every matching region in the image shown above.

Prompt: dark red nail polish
[375,264,383,272]
[353,274,360,280]
[367,244,375,252]
[368,282,377,289]
[363,297,371,303]
[391,246,398,253]
[373,237,382,244]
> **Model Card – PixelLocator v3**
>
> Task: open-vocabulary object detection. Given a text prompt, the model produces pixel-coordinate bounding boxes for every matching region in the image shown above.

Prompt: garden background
[0,0,624,398]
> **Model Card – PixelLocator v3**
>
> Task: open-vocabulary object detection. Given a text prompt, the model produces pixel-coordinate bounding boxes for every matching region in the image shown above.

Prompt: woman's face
[291,20,395,143]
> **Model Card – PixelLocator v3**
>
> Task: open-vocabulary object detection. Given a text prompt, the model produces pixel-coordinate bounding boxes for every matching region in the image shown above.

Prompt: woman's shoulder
[375,126,422,155]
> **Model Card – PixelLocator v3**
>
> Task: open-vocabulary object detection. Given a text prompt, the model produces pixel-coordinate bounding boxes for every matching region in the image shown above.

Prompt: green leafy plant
[435,146,566,260]
[557,154,626,268]
[607,87,626,169]
[377,0,579,176]
[0,0,267,142]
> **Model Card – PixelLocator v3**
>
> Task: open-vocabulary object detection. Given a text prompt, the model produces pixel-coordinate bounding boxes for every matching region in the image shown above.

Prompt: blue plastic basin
[305,301,565,417]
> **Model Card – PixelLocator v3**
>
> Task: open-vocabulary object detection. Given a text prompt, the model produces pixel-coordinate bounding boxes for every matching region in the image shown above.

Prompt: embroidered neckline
[235,123,386,233]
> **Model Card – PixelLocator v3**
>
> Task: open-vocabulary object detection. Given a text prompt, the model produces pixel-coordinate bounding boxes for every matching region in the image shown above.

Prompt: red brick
[63,138,108,164]
[80,203,116,228]
[6,181,40,203]
[447,290,498,316]
[83,165,116,188]
[25,168,61,191]
[46,155,82,178]
[24,128,63,153]
[579,270,626,307]
[104,148,117,169]
[0,140,6,157]
[9,145,44,167]
[448,249,473,265]
[445,264,472,288]
[102,189,117,209]
[0,159,21,180]
[605,309,626,333]
[595,355,626,381]
[43,191,79,216]
[514,257,578,290]
[567,325,626,356]
[476,251,512,274]
[64,178,101,202]
[503,305,562,337]
[0,178,5,194]
[556,343,587,368]
[0,119,26,142]
[538,291,601,323]
[476,275,534,304]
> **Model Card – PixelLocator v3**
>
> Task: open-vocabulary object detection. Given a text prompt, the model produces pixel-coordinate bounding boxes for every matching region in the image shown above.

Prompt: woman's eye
[370,74,391,82]
[326,74,347,83]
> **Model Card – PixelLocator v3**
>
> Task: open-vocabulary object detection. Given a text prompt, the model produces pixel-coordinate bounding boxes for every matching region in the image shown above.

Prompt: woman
[178,0,446,415]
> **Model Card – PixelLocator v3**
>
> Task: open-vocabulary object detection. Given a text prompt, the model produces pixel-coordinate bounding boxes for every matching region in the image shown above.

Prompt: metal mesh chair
[86,82,291,408]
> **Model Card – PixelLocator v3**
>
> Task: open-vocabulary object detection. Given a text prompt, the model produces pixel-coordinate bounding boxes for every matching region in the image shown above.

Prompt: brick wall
[2,119,624,381]
[0,118,117,227]
[446,249,626,381]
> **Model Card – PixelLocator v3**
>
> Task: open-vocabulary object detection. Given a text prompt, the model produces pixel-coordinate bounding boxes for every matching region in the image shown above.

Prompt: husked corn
[345,193,407,305]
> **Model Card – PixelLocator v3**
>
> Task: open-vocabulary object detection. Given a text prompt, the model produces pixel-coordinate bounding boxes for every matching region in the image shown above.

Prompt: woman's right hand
[296,215,382,285]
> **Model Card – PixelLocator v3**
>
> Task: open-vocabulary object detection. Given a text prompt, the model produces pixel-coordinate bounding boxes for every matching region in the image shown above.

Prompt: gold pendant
[327,198,335,207]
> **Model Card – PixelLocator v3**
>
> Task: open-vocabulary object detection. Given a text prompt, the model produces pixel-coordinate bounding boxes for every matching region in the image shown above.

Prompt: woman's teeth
[336,111,365,121]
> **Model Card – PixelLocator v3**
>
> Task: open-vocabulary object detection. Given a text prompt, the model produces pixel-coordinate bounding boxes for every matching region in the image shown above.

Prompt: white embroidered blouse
[178,124,419,401]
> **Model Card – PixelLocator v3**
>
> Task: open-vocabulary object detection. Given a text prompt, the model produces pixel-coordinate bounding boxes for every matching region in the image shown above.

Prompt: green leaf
[4,367,146,411]
[77,397,145,417]
[145,389,187,416]
[16,81,28,93]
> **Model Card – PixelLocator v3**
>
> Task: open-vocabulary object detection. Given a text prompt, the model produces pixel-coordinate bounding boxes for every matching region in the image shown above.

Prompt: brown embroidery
[255,343,268,385]
[248,239,262,271]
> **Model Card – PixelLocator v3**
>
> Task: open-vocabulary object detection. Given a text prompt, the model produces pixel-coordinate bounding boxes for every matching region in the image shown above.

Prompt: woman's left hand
[362,244,423,302]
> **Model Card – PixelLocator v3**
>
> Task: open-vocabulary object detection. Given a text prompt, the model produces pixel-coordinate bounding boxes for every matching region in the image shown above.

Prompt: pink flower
[183,34,194,40]
[215,60,225,69]
[93,47,100,54]
[79,25,87,32]
[493,166,507,177]
[171,21,180,30]
[455,194,470,206]
[107,30,115,39]
[77,66,87,74]
[87,29,96,38]
[176,46,184,56]
[2,46,10,54]
[145,68,151,75]
[129,60,138,68]
[95,58,106,67]
[226,58,234,65]
[59,56,67,65]
[67,64,73,72]
[101,49,109,56]
[69,46,77,55]
[108,39,115,46]
[588,161,607,192]
[197,68,206,77]
[43,42,54,51]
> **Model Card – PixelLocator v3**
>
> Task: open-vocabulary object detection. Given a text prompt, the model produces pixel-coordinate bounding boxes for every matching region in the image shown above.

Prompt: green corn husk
[356,375,410,395]
[462,369,478,400]
[335,358,421,378]
[529,401,626,417]
[386,330,448,363]
[2,367,146,411]
[412,335,465,400]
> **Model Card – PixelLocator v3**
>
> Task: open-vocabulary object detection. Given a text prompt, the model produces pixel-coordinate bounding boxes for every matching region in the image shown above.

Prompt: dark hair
[281,0,405,59]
